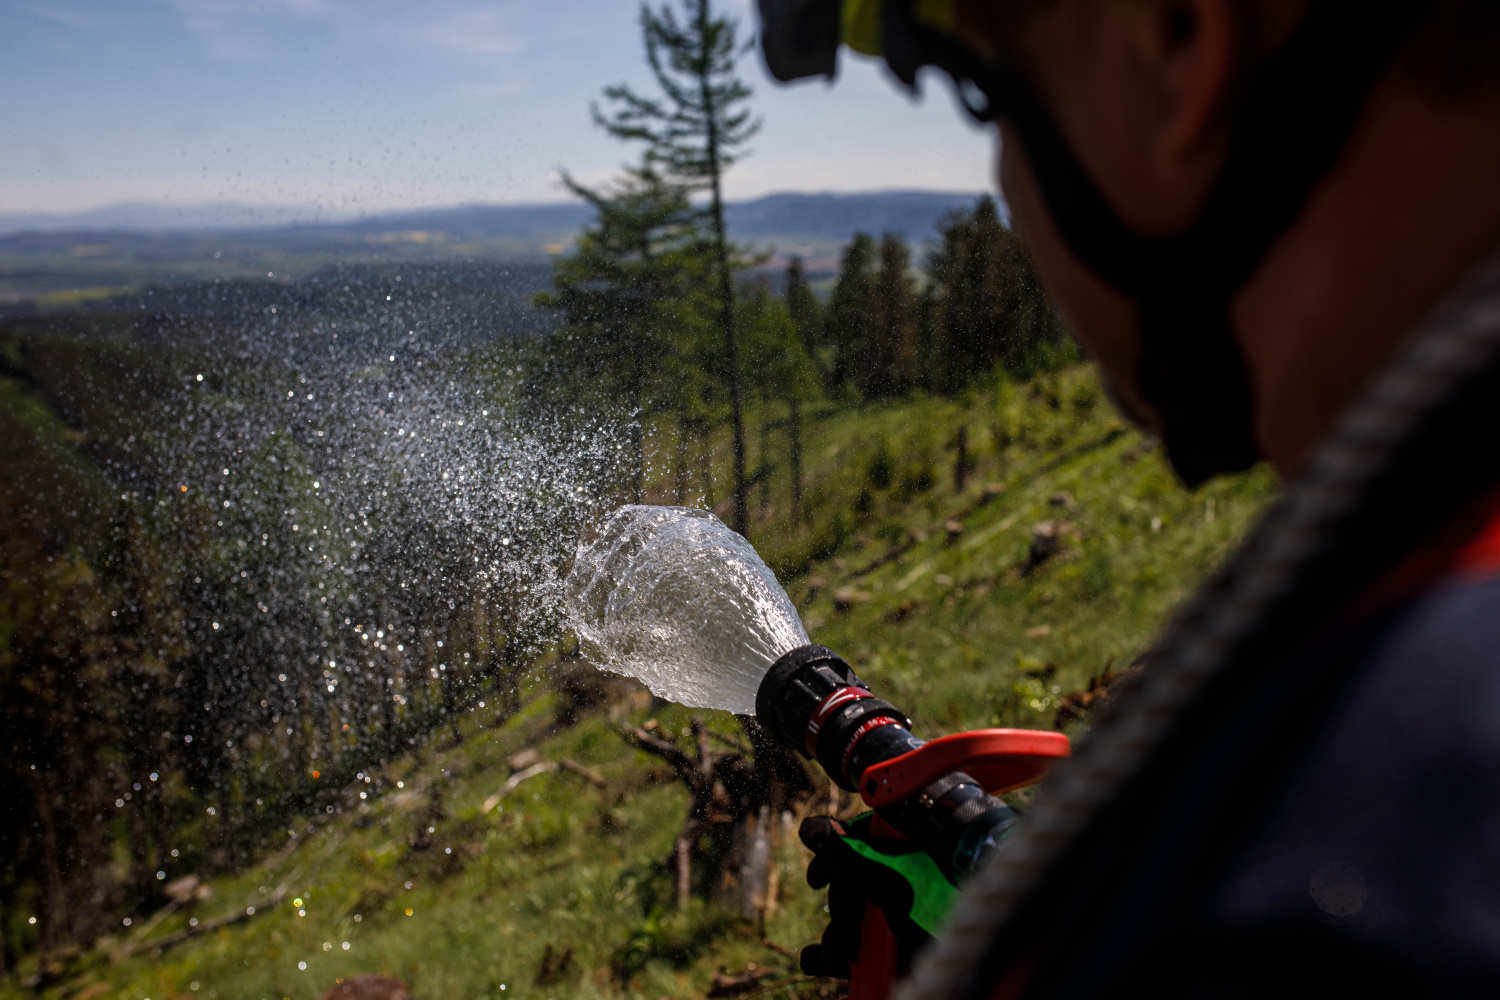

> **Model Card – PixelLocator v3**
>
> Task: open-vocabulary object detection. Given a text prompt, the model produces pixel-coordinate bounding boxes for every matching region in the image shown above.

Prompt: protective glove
[798,813,958,979]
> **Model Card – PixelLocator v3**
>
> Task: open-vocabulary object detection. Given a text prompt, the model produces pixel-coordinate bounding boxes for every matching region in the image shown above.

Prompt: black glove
[798,814,958,978]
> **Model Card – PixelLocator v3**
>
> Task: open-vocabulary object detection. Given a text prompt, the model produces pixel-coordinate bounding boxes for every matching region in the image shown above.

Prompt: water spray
[565,506,1069,1000]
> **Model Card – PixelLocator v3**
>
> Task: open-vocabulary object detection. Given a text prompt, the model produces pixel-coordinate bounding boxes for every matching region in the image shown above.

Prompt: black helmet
[758,0,1435,486]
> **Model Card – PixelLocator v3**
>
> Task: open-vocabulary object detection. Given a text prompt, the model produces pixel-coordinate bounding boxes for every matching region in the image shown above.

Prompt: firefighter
[759,0,1500,994]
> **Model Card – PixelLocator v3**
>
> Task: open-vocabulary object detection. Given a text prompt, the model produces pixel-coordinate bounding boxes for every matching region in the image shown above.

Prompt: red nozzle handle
[848,730,1068,1000]
[857,728,1071,809]
[849,815,905,1000]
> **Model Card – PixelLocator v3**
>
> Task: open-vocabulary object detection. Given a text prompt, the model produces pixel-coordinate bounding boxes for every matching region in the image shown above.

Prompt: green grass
[6,365,1278,1000]
[17,692,827,1000]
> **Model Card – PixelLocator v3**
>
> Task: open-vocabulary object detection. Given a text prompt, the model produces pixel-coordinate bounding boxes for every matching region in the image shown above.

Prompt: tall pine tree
[824,232,876,396]
[592,0,761,536]
[783,255,825,377]
[928,196,1062,390]
[537,164,705,501]
[857,233,917,399]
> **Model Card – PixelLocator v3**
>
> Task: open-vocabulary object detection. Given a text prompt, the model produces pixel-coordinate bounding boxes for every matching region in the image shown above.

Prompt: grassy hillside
[4,365,1278,1000]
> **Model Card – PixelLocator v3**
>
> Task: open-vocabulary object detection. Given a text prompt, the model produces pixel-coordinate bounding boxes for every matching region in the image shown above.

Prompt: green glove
[798,813,959,978]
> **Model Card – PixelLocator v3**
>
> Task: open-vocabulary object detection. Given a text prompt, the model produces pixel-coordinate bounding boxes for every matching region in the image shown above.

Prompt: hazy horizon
[0,186,993,235]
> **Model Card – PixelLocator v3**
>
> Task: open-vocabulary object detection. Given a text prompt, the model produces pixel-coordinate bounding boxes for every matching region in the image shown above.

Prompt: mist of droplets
[562,505,809,715]
[65,264,634,763]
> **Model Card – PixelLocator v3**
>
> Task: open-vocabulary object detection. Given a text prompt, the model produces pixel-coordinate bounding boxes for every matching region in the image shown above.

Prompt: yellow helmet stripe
[840,0,957,57]
[912,0,955,34]
[841,0,884,56]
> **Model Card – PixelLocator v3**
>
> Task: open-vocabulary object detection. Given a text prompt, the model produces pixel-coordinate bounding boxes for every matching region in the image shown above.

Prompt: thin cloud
[164,0,341,62]
[409,8,523,55]
[450,79,533,101]
[24,5,122,32]
[162,0,525,61]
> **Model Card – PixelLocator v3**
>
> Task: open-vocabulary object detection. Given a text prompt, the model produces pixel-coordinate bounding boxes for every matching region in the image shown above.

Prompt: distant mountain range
[0,191,1005,305]
[0,190,998,243]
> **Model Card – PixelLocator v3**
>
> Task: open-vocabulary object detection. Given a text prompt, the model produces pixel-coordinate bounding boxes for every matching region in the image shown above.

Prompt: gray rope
[897,247,1500,1000]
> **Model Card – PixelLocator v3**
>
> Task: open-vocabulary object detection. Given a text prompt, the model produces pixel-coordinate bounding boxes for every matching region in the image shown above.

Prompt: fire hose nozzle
[756,644,916,790]
[759,645,1069,998]
[757,644,1070,877]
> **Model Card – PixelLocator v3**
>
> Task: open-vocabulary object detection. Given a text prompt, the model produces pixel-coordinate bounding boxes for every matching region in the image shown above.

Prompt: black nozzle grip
[756,644,863,756]
[757,644,915,790]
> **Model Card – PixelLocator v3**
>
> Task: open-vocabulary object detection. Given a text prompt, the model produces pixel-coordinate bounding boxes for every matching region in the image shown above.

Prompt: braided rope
[897,248,1500,1000]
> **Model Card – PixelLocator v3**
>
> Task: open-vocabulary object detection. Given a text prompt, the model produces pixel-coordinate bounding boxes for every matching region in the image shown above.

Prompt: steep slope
[7,366,1277,1000]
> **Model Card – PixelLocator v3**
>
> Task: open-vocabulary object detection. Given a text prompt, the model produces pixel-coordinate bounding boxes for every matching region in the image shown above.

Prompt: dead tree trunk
[741,804,772,923]
[788,395,803,522]
[695,419,715,508]
[618,717,760,908]
[675,827,695,911]
[674,416,691,504]
[757,414,772,512]
[955,424,968,493]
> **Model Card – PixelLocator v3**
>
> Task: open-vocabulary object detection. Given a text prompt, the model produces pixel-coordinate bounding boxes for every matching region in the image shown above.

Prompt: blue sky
[1,0,997,217]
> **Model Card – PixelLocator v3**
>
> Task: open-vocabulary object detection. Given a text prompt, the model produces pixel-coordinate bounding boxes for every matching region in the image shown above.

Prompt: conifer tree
[912,283,942,394]
[824,232,876,394]
[859,233,917,399]
[593,0,761,536]
[928,196,1062,391]
[780,256,824,517]
[783,255,825,375]
[743,283,819,521]
[537,164,706,501]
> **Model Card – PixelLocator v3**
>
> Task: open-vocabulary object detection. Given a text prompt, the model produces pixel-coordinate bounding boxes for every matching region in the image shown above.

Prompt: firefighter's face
[971,0,1291,433]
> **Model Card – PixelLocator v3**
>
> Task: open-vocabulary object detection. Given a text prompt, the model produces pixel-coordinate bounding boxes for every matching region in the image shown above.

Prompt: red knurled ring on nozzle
[840,715,902,779]
[805,686,874,757]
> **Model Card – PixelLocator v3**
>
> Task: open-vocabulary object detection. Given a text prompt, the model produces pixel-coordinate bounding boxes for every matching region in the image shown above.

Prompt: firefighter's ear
[1142,0,1308,164]
[1136,0,1243,164]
